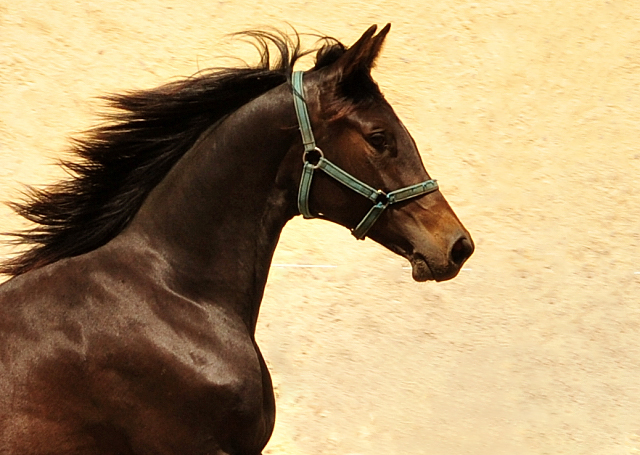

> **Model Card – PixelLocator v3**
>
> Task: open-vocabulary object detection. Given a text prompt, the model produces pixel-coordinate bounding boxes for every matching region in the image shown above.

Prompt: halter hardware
[292,71,439,240]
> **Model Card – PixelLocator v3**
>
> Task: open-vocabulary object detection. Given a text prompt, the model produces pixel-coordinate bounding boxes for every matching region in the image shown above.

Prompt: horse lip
[384,242,435,282]
[408,253,434,282]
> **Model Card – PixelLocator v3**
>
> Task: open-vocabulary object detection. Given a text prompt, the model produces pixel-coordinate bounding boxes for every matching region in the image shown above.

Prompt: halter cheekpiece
[292,71,439,240]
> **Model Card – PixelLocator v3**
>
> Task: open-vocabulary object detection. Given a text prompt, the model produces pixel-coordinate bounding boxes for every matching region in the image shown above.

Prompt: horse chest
[99,313,274,453]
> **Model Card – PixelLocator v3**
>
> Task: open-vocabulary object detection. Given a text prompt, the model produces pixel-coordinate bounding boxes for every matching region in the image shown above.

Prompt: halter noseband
[292,71,439,240]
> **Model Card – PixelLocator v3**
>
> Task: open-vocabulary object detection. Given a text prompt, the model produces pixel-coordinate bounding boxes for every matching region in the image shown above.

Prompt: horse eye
[367,132,388,152]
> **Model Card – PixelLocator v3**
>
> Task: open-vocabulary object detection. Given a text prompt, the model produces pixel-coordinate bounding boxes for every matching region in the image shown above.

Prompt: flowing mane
[2,30,344,276]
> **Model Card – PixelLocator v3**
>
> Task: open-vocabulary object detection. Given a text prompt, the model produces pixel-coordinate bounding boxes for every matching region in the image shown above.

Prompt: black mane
[2,30,344,276]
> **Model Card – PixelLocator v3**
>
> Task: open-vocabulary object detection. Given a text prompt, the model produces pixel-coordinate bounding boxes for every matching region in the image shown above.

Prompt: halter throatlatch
[292,71,439,240]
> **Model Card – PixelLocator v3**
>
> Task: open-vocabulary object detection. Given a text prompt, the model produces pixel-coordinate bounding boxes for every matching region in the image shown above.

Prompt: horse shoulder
[0,247,272,453]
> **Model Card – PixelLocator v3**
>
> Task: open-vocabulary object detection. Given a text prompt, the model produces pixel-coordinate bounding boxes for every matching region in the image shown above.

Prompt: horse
[0,25,473,454]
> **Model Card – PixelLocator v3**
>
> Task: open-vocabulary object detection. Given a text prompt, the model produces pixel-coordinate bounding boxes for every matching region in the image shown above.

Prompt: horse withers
[0,25,472,454]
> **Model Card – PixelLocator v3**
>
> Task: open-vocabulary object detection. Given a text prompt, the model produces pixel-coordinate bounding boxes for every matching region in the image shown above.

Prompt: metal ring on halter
[302,147,325,169]
[374,189,390,208]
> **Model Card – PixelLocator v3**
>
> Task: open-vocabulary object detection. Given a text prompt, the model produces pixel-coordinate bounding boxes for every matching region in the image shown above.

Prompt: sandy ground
[1,1,639,454]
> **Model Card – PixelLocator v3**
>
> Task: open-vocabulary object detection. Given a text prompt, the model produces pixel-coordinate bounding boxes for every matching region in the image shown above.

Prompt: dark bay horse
[0,25,473,454]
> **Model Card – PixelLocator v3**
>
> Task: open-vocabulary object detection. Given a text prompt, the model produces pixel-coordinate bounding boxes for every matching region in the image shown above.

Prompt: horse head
[284,25,474,282]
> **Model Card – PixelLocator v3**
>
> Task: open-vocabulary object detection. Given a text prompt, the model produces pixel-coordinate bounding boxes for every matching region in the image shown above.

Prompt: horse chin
[379,240,435,282]
[409,254,434,282]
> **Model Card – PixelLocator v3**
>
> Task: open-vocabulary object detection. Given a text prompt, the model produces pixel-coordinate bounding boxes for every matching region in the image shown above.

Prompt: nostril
[451,236,474,266]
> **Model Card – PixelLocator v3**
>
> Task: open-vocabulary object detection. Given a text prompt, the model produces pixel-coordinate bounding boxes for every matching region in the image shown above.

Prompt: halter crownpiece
[292,71,439,240]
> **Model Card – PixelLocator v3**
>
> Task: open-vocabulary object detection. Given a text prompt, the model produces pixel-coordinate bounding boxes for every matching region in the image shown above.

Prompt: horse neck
[123,84,299,333]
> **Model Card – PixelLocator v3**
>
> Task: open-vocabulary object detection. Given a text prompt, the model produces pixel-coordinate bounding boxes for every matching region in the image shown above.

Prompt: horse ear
[335,24,391,77]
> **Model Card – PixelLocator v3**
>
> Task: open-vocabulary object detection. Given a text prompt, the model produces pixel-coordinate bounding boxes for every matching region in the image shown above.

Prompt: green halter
[292,71,439,240]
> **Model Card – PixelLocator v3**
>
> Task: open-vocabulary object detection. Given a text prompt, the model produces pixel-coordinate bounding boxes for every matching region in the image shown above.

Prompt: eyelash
[368,132,388,152]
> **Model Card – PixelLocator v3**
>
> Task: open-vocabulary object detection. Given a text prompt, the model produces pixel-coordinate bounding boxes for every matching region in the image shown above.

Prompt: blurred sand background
[1,1,639,454]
